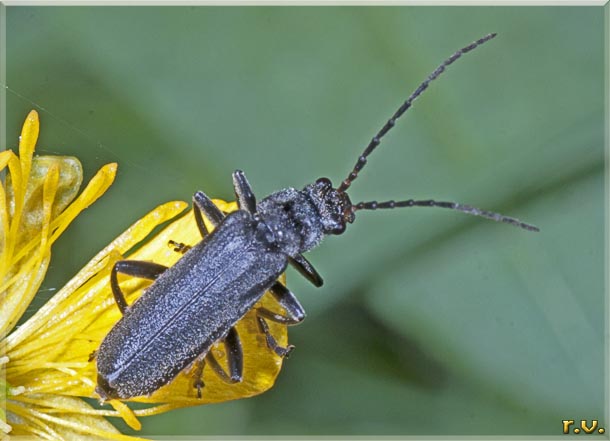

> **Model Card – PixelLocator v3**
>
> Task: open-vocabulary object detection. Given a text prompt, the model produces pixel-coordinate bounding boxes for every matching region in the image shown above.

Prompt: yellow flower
[1,110,288,439]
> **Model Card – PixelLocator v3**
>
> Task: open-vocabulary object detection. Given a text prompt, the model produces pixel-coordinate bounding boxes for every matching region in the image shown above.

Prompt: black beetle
[94,33,538,401]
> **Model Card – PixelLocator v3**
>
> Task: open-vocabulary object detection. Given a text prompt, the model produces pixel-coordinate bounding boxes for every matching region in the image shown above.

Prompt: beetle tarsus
[168,240,192,254]
[195,379,204,399]
[257,316,294,358]
[192,357,207,399]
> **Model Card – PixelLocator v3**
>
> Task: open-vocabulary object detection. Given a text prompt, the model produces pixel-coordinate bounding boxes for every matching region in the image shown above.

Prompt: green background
[4,5,607,437]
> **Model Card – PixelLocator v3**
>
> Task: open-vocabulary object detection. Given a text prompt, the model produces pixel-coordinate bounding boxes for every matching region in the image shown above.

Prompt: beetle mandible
[95,33,538,401]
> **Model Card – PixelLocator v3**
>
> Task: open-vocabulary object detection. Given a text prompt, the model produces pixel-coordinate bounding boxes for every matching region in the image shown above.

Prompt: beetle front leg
[232,170,257,214]
[110,260,168,314]
[289,254,324,287]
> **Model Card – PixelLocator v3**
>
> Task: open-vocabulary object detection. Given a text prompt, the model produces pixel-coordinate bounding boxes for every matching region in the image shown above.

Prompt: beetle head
[305,177,355,236]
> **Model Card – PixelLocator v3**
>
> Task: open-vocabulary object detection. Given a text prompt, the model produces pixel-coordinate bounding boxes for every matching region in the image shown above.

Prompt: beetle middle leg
[269,281,306,323]
[255,282,305,357]
[110,260,168,314]
[256,315,295,358]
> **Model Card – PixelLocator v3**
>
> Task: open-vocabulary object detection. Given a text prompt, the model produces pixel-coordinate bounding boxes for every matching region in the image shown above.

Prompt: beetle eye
[315,177,332,187]
[330,221,346,235]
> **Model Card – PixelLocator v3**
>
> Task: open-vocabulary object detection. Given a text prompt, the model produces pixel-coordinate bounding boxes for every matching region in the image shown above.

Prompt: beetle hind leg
[192,356,207,399]
[191,327,243,398]
[206,327,243,384]
[171,189,231,255]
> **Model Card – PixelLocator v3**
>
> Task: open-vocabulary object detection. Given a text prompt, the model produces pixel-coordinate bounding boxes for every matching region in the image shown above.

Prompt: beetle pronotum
[94,33,538,401]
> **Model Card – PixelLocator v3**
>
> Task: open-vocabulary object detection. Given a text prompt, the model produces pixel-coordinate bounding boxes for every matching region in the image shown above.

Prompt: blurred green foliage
[4,5,606,436]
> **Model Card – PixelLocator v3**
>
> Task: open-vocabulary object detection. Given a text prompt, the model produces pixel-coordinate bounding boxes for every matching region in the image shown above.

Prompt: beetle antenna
[338,33,497,193]
[352,199,539,232]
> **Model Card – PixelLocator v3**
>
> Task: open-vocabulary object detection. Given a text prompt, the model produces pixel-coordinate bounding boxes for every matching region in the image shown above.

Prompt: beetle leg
[289,254,324,287]
[111,260,168,314]
[192,355,206,399]
[257,308,302,325]
[167,240,192,254]
[256,315,295,358]
[206,327,243,383]
[232,170,257,214]
[193,190,225,238]
[269,282,306,323]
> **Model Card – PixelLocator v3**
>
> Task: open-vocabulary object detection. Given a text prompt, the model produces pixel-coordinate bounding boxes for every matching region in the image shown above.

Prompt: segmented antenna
[338,33,497,193]
[353,199,539,232]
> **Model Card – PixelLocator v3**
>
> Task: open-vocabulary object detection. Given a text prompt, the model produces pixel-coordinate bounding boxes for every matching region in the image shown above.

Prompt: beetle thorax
[256,187,326,256]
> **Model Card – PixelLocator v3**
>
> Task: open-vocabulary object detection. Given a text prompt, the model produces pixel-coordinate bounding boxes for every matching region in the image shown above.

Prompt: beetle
[95,33,538,401]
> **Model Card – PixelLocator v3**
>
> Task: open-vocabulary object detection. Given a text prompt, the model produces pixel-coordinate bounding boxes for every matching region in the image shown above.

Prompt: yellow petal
[7,394,146,440]
[108,400,141,431]
[6,200,186,352]
[2,110,147,439]
[3,109,40,268]
[0,151,22,268]
[0,158,115,337]
[18,110,39,184]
